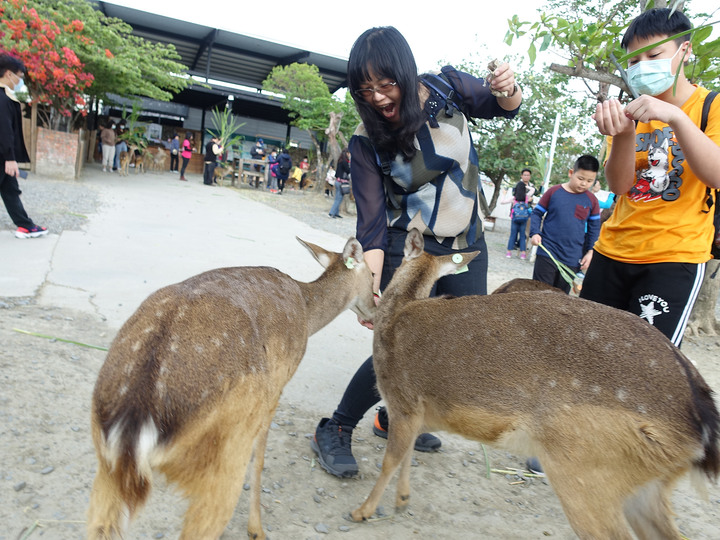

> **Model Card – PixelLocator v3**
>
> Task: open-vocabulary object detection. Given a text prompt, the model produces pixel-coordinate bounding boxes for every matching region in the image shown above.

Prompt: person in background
[250,138,265,171]
[328,149,350,218]
[100,121,116,173]
[591,180,614,209]
[179,132,193,181]
[299,156,312,189]
[203,136,223,186]
[504,168,534,258]
[275,148,292,194]
[0,53,48,238]
[113,124,127,172]
[169,133,180,173]
[266,149,279,193]
[310,26,522,478]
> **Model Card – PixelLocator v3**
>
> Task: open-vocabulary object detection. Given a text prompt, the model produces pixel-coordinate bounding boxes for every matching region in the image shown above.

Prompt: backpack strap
[700,91,718,214]
[701,91,717,133]
[420,70,472,127]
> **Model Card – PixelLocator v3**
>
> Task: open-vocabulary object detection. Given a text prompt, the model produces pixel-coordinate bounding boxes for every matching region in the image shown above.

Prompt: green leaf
[528,42,537,65]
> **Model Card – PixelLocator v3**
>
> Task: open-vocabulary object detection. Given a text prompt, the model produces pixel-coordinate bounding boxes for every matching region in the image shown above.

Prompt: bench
[234,158,270,189]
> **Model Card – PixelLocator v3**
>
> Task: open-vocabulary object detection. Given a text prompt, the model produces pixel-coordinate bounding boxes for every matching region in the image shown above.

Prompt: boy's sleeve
[0,98,16,161]
[529,189,551,237]
[584,195,601,253]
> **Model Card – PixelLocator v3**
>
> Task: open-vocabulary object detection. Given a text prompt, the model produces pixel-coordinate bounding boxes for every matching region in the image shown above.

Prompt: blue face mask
[9,72,25,94]
[626,45,686,97]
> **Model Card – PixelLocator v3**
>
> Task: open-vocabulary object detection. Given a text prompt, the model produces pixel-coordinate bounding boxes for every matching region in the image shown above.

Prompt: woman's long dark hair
[348,27,425,160]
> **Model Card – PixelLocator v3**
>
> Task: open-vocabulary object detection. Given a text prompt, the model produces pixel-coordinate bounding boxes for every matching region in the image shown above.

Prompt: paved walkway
[0,166,373,413]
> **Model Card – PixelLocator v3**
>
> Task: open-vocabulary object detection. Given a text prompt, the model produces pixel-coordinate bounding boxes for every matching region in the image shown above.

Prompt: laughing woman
[311,26,522,477]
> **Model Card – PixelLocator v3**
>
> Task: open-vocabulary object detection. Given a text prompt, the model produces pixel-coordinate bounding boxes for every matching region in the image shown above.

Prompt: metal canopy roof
[95,2,349,116]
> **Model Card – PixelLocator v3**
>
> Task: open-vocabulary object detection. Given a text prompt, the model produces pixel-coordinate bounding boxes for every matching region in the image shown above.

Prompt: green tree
[505,0,720,100]
[263,62,359,191]
[0,0,94,130]
[208,106,244,166]
[31,0,189,104]
[455,56,597,211]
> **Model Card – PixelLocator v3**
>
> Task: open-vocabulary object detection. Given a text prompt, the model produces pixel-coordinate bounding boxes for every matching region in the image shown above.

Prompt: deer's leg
[351,408,418,522]
[624,477,683,540]
[86,458,132,540]
[177,440,255,540]
[393,413,424,512]
[247,413,273,540]
[545,459,634,540]
[167,404,262,540]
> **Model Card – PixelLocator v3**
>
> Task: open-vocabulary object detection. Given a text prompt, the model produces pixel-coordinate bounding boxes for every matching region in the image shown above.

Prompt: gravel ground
[2,172,718,540]
[0,175,101,235]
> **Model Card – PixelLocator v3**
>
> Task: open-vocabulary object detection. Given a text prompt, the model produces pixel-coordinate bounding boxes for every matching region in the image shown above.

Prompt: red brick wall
[36,127,80,179]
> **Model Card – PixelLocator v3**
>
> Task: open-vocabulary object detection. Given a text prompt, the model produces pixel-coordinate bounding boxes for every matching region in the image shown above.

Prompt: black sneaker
[373,406,442,453]
[311,418,358,478]
[526,456,545,476]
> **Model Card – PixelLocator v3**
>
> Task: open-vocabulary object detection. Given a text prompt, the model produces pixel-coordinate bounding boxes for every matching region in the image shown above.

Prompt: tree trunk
[686,259,720,337]
[325,111,342,166]
[30,103,38,173]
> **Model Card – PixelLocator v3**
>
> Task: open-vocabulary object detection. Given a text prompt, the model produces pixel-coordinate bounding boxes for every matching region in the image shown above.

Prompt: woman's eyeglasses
[353,81,397,99]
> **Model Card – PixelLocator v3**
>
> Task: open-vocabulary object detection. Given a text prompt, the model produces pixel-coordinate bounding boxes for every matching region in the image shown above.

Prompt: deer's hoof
[350,508,369,522]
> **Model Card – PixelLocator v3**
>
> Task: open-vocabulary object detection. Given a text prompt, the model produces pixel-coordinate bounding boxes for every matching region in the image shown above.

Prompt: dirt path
[1,177,719,539]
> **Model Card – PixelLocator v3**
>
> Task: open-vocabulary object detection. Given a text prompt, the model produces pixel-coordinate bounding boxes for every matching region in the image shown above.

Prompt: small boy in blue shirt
[529,155,601,293]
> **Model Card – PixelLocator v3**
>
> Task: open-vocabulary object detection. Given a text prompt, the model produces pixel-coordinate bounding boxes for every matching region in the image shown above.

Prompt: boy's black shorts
[532,253,577,294]
[580,251,705,347]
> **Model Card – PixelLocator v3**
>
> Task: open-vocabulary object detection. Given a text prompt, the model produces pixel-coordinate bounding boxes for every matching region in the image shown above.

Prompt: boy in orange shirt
[584,8,720,346]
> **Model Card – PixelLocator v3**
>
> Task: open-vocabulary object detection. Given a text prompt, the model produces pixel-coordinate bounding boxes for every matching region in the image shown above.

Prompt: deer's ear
[297,237,333,268]
[437,251,481,278]
[341,238,364,270]
[404,229,424,259]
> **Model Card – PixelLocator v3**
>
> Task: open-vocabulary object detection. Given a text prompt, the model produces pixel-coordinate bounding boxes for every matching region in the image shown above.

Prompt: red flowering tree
[0,0,93,130]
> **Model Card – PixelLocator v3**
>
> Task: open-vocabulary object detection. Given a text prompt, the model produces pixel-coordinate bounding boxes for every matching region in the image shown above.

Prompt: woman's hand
[357,291,381,330]
[357,315,374,330]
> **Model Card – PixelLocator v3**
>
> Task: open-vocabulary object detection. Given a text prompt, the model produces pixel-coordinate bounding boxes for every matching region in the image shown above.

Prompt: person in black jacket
[0,54,47,239]
[328,149,350,218]
[203,136,223,185]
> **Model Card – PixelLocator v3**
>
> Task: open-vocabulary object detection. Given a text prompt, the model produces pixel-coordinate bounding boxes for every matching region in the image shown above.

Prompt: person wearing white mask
[0,53,48,239]
[587,8,720,347]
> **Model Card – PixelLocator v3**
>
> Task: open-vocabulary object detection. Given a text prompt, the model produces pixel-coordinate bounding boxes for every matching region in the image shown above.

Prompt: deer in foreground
[87,237,375,540]
[352,228,719,539]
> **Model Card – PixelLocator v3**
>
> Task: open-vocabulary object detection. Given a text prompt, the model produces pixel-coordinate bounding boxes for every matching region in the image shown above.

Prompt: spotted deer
[87,236,375,540]
[352,228,719,539]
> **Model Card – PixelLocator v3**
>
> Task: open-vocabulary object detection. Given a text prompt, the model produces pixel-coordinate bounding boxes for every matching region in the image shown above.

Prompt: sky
[108,0,719,75]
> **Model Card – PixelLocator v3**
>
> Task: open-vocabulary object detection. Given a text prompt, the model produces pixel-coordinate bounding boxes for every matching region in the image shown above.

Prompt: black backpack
[278,154,291,176]
[699,91,719,260]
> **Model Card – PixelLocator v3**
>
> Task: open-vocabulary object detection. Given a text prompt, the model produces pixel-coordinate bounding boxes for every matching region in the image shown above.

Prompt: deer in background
[352,228,719,539]
[87,237,375,540]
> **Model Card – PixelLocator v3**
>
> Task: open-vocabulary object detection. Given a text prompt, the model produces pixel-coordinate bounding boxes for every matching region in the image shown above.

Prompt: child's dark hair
[0,53,26,78]
[621,8,692,50]
[348,26,425,160]
[573,155,600,173]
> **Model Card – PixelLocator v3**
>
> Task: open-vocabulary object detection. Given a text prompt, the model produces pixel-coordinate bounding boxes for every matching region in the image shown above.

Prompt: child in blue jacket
[529,155,601,293]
